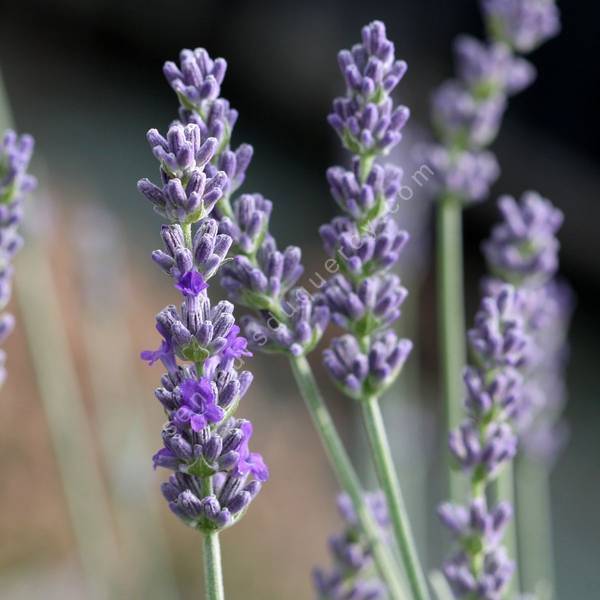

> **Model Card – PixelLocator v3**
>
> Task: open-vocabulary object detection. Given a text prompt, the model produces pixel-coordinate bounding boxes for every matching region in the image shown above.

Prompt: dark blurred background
[0,1,599,598]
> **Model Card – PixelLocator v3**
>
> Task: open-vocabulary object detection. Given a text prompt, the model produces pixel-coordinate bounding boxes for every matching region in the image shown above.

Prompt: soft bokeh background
[1,0,599,598]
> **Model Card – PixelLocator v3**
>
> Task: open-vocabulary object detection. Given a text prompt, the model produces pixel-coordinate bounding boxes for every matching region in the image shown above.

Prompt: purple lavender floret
[241,288,329,357]
[320,273,407,336]
[139,65,267,531]
[218,193,272,255]
[152,220,232,281]
[419,146,500,202]
[483,191,563,287]
[482,0,561,53]
[181,100,239,160]
[439,499,512,551]
[146,123,217,179]
[454,36,536,97]
[219,233,329,356]
[449,420,518,479]
[432,81,507,149]
[150,294,243,364]
[314,492,390,600]
[421,0,560,204]
[0,129,36,385]
[328,21,410,157]
[220,235,303,307]
[323,332,412,400]
[327,158,403,223]
[161,462,263,530]
[468,285,530,369]
[320,217,409,279]
[440,283,532,597]
[138,123,228,224]
[442,546,514,600]
[164,48,227,111]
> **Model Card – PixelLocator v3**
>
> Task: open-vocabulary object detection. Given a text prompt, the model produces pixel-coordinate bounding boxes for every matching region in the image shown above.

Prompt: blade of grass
[15,234,120,598]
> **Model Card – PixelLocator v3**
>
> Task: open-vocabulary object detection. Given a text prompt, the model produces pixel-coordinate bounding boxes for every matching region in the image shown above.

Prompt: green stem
[183,222,193,248]
[201,477,225,600]
[362,396,431,600]
[515,456,554,597]
[203,530,225,600]
[15,240,120,598]
[436,194,467,503]
[358,153,376,182]
[289,356,407,600]
[429,570,454,600]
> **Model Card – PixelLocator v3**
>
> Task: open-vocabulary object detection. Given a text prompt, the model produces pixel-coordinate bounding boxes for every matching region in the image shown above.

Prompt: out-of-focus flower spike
[0,129,36,384]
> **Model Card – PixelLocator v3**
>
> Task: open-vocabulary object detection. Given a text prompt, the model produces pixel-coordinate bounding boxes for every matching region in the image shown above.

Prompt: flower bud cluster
[314,492,390,600]
[483,193,572,467]
[483,191,563,288]
[320,21,412,401]
[440,284,530,598]
[139,86,267,531]
[482,0,561,53]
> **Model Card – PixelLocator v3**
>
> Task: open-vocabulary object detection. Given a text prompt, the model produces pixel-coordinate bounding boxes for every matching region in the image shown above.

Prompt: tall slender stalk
[429,570,454,600]
[15,238,120,599]
[436,194,466,502]
[202,531,225,600]
[200,477,225,600]
[362,396,431,600]
[515,456,555,597]
[290,356,407,600]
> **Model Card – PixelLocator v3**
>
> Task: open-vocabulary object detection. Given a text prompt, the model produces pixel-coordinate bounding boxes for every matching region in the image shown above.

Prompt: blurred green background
[0,0,599,598]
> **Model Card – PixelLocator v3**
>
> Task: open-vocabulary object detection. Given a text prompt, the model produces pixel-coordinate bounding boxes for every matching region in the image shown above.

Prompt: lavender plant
[138,119,268,599]
[423,0,561,503]
[319,20,429,600]
[0,129,35,385]
[156,44,405,597]
[437,190,568,598]
[438,283,529,598]
[314,492,390,600]
[482,191,571,594]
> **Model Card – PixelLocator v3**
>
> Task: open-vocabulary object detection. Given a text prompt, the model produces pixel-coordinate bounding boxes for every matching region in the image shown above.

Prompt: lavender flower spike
[320,21,429,600]
[483,191,563,288]
[321,21,412,398]
[440,283,531,598]
[482,0,561,53]
[314,492,390,600]
[138,65,267,538]
[0,129,36,385]
[163,46,327,357]
[482,192,572,464]
[420,0,560,204]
